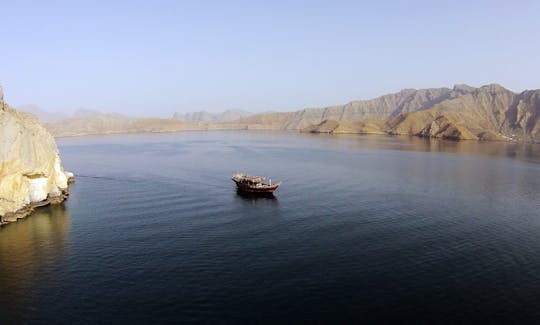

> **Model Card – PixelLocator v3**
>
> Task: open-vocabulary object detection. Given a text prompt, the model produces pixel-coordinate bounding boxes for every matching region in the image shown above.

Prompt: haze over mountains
[41,109,186,137]
[21,83,540,142]
[172,109,252,123]
[17,104,69,123]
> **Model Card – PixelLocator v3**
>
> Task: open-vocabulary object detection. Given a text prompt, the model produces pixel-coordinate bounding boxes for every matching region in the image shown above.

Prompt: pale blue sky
[1,0,539,117]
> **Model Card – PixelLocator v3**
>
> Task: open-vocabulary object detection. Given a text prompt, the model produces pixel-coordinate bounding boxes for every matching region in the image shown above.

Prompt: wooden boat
[232,173,281,193]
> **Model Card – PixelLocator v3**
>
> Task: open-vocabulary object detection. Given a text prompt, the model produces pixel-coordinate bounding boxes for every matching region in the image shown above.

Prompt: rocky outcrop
[302,120,340,133]
[387,111,482,140]
[303,119,388,135]
[0,84,73,224]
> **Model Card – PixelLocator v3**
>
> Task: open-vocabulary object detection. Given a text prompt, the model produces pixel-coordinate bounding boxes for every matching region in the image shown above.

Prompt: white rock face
[0,84,73,221]
[28,177,48,202]
[54,157,68,190]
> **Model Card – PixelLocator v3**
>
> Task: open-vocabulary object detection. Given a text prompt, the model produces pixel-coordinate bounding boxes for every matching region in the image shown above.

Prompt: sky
[1,0,539,117]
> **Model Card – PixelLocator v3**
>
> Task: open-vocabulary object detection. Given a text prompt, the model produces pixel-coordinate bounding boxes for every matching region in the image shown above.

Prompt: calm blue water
[1,131,540,323]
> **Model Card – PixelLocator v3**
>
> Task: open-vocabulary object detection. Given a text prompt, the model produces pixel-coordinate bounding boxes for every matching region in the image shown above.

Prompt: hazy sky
[1,0,539,117]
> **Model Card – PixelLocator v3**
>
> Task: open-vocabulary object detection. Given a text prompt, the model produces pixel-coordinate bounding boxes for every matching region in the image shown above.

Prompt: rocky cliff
[300,84,540,142]
[0,84,73,224]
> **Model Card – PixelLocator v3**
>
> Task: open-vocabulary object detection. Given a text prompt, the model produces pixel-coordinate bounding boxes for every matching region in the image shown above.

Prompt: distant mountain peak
[453,84,475,93]
[479,83,510,93]
[397,88,418,94]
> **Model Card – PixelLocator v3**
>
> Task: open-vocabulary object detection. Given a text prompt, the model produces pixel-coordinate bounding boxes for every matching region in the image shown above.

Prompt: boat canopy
[233,173,265,184]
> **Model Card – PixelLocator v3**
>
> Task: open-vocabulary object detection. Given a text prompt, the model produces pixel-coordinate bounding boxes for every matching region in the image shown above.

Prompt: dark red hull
[232,179,280,193]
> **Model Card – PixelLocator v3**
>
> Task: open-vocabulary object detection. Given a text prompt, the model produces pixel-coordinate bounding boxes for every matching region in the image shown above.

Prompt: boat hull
[232,179,280,193]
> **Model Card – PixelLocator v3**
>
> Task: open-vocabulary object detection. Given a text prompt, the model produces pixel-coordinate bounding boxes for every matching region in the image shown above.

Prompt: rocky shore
[0,84,74,225]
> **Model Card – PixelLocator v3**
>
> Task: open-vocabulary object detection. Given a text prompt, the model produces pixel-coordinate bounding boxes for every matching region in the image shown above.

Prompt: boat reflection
[235,189,280,205]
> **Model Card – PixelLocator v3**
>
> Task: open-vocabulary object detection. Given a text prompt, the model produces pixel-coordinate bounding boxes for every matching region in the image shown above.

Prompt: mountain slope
[300,84,540,142]
[283,86,476,130]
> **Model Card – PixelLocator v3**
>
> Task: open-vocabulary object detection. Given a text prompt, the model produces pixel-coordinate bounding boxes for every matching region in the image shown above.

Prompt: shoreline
[0,177,74,226]
[50,127,286,139]
[49,127,539,144]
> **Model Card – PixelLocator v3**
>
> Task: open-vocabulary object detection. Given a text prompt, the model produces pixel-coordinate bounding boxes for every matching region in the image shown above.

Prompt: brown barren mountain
[42,83,540,142]
[285,86,470,130]
[301,84,540,142]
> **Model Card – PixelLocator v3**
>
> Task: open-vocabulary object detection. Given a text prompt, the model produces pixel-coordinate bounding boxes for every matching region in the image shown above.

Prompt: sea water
[1,131,540,323]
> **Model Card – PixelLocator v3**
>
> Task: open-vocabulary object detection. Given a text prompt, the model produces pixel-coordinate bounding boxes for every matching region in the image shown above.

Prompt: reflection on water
[235,190,279,205]
[403,137,540,162]
[309,133,540,163]
[56,131,540,165]
[0,204,70,319]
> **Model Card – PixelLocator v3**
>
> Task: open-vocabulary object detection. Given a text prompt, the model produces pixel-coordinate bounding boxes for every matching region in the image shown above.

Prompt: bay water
[1,131,540,323]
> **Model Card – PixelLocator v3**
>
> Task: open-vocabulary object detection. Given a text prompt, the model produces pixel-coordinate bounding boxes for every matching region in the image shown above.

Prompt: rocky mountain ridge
[299,84,540,142]
[24,83,540,142]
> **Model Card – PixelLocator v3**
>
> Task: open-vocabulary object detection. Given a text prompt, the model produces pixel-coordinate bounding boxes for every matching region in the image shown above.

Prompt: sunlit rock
[0,83,74,223]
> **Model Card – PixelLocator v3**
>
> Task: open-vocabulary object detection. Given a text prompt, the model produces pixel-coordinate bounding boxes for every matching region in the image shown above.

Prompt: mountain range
[29,83,540,142]
[299,84,540,142]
